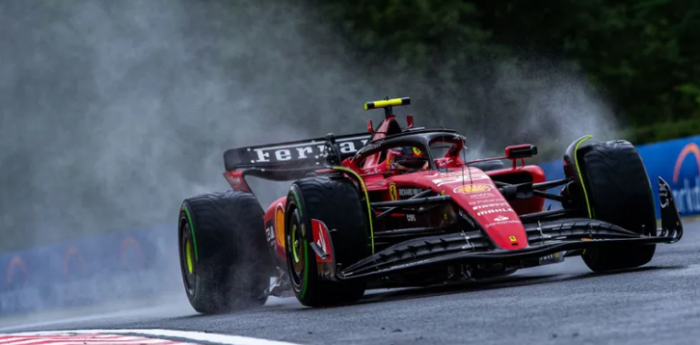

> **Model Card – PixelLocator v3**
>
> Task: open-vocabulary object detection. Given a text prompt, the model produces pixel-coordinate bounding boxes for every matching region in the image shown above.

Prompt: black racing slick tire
[574,140,657,272]
[178,191,271,314]
[284,176,369,307]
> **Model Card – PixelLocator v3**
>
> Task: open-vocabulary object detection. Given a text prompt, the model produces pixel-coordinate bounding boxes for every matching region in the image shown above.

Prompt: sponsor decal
[429,170,485,178]
[509,235,517,242]
[432,174,490,187]
[389,183,398,201]
[265,220,274,242]
[472,202,510,210]
[484,219,520,229]
[494,215,509,221]
[249,136,370,163]
[365,166,382,174]
[413,147,422,155]
[476,208,514,216]
[436,158,454,168]
[468,192,496,199]
[399,187,423,197]
[454,184,493,194]
[225,173,250,192]
[407,214,417,222]
[469,198,503,205]
[672,143,700,214]
[539,251,565,265]
[311,220,333,263]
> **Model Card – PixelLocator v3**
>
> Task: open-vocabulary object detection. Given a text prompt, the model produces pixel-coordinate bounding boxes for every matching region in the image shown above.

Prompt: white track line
[4,330,302,345]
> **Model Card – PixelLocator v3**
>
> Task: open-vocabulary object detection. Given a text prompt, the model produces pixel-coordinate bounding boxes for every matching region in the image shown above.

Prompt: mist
[0,0,619,315]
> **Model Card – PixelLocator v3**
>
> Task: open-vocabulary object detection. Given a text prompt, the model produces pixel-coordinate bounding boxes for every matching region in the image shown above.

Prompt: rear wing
[223,132,372,180]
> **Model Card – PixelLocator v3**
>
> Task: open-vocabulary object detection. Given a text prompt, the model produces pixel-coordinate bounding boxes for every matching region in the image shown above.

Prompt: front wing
[338,177,683,280]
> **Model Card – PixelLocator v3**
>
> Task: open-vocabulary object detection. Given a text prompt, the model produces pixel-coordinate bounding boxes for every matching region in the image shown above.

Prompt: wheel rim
[180,222,197,295]
[291,224,300,264]
[185,239,194,274]
[287,208,305,290]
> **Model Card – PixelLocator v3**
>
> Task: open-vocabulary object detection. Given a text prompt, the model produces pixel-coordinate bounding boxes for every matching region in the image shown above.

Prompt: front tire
[284,176,368,307]
[178,191,271,314]
[570,140,657,272]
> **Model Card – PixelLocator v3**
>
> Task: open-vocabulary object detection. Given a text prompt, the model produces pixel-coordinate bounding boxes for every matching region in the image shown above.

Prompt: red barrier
[63,246,84,276]
[120,236,145,265]
[5,256,28,285]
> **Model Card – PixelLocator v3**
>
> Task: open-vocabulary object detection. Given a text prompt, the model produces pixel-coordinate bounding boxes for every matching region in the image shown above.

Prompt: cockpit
[357,129,467,175]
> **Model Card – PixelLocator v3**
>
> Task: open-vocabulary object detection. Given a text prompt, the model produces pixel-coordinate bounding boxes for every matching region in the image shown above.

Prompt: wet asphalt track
[6,221,700,345]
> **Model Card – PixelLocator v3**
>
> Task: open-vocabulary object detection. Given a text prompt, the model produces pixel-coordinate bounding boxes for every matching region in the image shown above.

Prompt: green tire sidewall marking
[180,204,199,298]
[290,188,302,218]
[181,205,199,261]
[289,186,308,298]
[573,135,595,219]
[331,166,375,254]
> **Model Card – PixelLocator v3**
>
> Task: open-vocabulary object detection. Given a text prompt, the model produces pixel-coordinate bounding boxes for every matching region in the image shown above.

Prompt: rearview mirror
[505,144,538,159]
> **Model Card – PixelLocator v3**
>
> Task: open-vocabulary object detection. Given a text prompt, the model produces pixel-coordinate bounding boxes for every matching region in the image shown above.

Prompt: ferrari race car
[178,97,683,314]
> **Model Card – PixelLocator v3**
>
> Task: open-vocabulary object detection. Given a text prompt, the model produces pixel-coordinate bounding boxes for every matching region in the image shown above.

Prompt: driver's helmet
[387,146,428,171]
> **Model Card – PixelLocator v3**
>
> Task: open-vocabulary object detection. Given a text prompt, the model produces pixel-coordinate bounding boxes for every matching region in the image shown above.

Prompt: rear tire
[178,191,271,314]
[573,140,657,272]
[285,176,368,307]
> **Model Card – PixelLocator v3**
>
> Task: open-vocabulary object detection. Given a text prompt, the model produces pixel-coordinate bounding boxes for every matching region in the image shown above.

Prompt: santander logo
[671,143,700,214]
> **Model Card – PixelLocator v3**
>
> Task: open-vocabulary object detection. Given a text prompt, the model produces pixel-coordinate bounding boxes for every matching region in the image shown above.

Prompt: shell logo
[454,184,492,194]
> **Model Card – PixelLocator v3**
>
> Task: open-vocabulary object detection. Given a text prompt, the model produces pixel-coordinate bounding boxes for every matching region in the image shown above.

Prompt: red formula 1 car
[177,97,683,313]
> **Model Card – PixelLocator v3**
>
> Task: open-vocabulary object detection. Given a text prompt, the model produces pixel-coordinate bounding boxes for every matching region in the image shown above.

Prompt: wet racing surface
[3,221,699,345]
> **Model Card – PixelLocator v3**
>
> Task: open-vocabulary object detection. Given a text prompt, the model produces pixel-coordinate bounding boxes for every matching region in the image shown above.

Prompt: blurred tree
[314,0,700,137]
